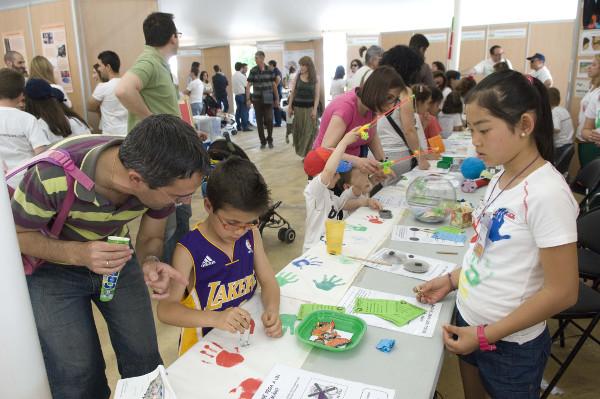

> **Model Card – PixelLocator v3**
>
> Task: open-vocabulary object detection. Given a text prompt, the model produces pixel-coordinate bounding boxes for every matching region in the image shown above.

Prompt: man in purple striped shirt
[11,114,209,399]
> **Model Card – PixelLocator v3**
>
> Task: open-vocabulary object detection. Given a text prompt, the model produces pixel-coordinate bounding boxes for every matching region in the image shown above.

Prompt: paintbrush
[346,255,393,266]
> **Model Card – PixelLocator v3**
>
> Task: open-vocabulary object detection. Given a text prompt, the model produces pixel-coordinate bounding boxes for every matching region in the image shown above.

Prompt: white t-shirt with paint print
[303,174,358,253]
[456,162,578,344]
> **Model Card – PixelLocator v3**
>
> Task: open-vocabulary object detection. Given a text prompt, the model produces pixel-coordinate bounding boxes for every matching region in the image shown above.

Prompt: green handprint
[276,272,299,287]
[280,313,297,335]
[313,274,345,291]
[346,224,367,232]
[338,255,355,265]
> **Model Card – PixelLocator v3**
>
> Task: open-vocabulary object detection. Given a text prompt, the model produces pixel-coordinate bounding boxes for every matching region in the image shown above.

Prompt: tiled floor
[97,126,599,398]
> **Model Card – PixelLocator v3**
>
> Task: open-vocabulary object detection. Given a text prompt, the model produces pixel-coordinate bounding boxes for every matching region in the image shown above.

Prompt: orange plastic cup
[325,220,346,255]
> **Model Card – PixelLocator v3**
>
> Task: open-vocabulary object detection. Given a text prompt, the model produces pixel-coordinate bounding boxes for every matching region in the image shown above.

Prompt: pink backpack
[6,149,95,274]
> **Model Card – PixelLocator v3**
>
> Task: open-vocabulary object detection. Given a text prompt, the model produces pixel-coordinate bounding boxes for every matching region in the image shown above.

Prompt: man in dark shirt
[246,51,279,149]
[268,60,283,127]
[212,64,229,113]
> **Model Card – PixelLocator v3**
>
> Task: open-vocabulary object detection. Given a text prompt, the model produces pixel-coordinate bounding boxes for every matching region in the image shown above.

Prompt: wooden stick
[346,255,392,266]
[436,251,459,255]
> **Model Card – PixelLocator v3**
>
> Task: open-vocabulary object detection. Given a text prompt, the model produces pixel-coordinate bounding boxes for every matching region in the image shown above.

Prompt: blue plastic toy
[460,157,486,180]
[376,338,396,353]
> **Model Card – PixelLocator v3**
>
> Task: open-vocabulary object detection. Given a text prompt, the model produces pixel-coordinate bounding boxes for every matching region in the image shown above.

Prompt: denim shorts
[456,311,551,399]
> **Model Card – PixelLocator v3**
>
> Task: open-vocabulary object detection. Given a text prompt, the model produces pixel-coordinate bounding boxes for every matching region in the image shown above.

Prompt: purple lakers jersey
[178,227,257,355]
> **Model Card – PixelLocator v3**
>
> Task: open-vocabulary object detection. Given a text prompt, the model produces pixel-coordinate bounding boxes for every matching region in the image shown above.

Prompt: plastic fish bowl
[406,175,457,223]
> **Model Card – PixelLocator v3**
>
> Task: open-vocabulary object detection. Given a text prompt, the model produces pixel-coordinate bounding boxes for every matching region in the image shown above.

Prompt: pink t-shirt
[312,89,375,157]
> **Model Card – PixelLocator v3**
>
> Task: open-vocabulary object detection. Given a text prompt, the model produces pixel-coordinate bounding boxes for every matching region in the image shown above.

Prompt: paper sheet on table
[392,225,465,247]
[372,185,407,209]
[115,365,176,399]
[364,247,457,281]
[277,244,364,305]
[338,287,442,337]
[167,296,310,399]
[342,206,404,258]
[254,363,395,399]
[354,298,426,327]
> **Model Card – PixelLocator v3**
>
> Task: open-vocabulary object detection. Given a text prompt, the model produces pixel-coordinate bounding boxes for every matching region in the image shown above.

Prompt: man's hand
[76,241,133,275]
[142,257,189,300]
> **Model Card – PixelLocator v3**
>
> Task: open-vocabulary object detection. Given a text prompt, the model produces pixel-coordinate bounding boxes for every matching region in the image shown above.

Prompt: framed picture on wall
[578,59,594,77]
[583,0,600,30]
[575,79,591,98]
[579,29,600,55]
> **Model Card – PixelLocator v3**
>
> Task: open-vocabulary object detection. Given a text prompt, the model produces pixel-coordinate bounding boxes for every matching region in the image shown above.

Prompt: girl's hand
[289,106,294,117]
[442,324,479,355]
[261,311,282,338]
[367,198,383,210]
[414,275,452,304]
[311,108,317,120]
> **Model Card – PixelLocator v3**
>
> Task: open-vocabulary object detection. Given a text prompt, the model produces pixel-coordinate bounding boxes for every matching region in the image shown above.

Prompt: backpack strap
[6,148,95,238]
[386,114,418,169]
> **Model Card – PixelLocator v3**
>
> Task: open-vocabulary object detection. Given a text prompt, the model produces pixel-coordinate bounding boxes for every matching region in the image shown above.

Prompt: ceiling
[159,0,578,48]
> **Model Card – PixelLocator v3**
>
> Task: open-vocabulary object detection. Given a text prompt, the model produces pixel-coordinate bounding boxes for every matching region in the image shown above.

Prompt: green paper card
[353,298,426,327]
[297,304,345,320]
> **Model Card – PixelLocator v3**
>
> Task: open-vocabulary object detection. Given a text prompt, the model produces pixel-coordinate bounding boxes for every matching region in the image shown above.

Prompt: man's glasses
[215,212,258,231]
[158,187,193,205]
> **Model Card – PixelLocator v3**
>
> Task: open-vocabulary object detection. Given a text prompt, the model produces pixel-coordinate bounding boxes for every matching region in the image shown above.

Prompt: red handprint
[229,378,262,399]
[366,215,384,224]
[200,341,244,368]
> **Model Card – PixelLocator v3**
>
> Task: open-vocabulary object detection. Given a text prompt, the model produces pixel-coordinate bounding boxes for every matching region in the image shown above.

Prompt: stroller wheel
[231,130,238,136]
[284,228,296,243]
[277,227,287,242]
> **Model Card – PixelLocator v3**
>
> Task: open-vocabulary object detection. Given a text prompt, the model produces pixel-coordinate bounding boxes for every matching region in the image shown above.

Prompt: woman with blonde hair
[288,56,321,157]
[578,54,600,167]
[29,55,72,108]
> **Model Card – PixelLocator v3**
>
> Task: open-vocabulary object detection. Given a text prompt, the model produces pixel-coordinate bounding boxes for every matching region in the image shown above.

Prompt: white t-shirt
[51,84,72,108]
[232,71,247,96]
[552,106,574,147]
[579,86,600,140]
[92,78,128,135]
[456,162,578,344]
[471,58,513,77]
[38,117,89,144]
[303,175,357,252]
[186,78,205,104]
[441,87,452,107]
[0,106,50,174]
[438,112,463,138]
[531,66,553,86]
[330,79,346,99]
[346,66,372,90]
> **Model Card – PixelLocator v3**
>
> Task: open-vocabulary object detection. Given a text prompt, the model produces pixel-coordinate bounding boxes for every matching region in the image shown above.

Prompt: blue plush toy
[460,157,486,180]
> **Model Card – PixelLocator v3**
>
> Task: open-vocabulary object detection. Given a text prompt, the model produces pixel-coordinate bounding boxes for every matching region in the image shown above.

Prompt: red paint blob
[214,345,244,368]
[229,378,262,399]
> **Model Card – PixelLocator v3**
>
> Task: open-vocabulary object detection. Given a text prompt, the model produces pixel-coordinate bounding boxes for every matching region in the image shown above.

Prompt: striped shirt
[247,65,275,102]
[11,135,174,243]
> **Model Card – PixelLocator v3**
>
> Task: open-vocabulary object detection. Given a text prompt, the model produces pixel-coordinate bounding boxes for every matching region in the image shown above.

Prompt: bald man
[4,51,27,76]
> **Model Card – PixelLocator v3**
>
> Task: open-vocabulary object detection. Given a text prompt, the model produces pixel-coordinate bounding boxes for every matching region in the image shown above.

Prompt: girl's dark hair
[200,71,208,82]
[411,84,431,104]
[350,59,363,68]
[359,46,368,58]
[357,65,407,113]
[25,97,72,138]
[207,157,270,214]
[465,70,554,162]
[430,87,443,104]
[432,61,446,72]
[334,65,345,80]
[442,91,463,114]
[379,45,423,85]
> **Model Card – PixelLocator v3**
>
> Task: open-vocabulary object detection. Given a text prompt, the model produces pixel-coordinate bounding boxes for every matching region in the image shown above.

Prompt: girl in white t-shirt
[415,70,579,398]
[438,91,464,138]
[24,78,90,144]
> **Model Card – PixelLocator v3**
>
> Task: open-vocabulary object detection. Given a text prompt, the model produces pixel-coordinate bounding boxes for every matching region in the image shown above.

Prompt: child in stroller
[205,138,296,243]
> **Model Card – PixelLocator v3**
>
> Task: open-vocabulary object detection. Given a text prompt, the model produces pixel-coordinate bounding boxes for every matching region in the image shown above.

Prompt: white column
[0,174,51,398]
[322,31,347,105]
[448,0,463,71]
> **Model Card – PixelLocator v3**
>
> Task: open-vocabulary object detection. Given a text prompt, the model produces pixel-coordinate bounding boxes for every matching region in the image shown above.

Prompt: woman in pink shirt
[312,66,406,176]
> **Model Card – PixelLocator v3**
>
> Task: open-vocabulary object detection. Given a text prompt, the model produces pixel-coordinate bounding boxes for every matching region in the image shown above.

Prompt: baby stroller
[217,111,238,137]
[206,138,296,244]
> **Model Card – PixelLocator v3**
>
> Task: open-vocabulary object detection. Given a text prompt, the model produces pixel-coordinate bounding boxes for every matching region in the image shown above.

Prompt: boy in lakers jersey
[157,157,282,355]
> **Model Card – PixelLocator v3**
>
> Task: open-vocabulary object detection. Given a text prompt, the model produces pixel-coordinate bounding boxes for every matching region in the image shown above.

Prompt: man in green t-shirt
[117,12,198,264]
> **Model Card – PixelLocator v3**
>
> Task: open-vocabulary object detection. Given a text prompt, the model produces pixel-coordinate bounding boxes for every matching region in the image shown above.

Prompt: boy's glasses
[215,212,259,231]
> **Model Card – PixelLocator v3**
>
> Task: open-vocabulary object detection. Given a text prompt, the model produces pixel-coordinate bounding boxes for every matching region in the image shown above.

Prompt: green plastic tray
[296,310,367,352]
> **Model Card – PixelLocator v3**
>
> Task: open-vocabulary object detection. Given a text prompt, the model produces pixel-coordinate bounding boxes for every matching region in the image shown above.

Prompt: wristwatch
[477,325,497,351]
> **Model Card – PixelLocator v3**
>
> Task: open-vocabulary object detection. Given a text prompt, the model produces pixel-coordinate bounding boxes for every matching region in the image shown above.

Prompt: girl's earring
[520,132,526,137]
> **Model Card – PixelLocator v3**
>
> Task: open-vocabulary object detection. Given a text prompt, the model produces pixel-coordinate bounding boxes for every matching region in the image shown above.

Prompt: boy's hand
[340,128,362,146]
[215,307,251,334]
[367,198,383,210]
[262,310,283,338]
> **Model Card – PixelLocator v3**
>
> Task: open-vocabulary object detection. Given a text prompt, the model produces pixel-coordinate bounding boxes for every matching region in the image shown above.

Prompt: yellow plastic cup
[325,220,346,255]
